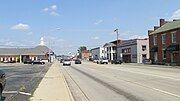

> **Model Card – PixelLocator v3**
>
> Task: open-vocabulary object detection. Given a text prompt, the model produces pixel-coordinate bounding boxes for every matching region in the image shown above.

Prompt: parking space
[0,63,51,101]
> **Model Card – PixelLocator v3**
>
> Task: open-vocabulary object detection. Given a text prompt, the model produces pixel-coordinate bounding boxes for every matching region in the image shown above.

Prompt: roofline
[149,27,180,35]
[91,47,100,51]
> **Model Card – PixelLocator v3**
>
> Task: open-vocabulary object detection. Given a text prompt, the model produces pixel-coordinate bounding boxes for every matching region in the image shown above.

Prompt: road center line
[117,69,180,81]
[79,64,180,98]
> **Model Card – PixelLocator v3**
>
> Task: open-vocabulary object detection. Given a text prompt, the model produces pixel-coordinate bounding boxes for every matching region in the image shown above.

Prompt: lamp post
[114,29,119,60]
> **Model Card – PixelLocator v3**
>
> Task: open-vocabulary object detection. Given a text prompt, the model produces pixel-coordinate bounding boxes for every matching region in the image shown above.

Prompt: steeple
[39,37,45,46]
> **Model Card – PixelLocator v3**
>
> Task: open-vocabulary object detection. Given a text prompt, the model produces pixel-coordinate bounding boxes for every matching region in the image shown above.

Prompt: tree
[77,46,87,59]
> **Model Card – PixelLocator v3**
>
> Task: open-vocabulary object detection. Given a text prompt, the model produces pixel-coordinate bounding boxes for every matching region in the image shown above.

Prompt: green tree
[77,46,87,59]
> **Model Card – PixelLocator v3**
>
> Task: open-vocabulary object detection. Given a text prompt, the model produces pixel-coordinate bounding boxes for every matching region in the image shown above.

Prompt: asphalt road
[0,63,51,101]
[62,61,180,101]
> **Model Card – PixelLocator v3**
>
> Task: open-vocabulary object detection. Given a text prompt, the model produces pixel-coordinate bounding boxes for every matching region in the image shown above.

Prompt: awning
[166,44,179,51]
[150,47,158,52]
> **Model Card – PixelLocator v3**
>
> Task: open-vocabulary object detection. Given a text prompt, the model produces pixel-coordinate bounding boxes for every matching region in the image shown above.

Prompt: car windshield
[0,1,180,101]
[64,59,70,61]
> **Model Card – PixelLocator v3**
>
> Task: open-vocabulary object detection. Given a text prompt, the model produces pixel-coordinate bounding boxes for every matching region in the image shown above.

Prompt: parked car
[32,60,45,65]
[3,60,16,63]
[63,59,71,66]
[60,59,64,63]
[111,60,122,64]
[0,70,6,100]
[97,59,108,64]
[24,60,33,64]
[3,60,8,63]
[75,59,81,64]
[93,59,99,63]
[143,59,152,64]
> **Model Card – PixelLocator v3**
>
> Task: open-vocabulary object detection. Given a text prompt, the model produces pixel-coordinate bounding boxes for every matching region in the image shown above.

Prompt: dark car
[60,59,64,63]
[75,59,81,64]
[24,60,33,64]
[0,70,6,100]
[111,60,122,64]
[32,60,45,65]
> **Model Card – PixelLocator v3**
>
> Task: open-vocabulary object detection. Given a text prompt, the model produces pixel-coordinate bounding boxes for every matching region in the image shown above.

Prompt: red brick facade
[149,19,180,65]
[81,50,91,60]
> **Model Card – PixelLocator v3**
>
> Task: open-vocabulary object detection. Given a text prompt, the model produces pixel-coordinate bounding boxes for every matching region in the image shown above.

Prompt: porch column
[20,55,22,63]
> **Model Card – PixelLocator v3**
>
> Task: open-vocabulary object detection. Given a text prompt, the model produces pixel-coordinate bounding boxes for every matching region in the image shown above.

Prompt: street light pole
[114,29,119,60]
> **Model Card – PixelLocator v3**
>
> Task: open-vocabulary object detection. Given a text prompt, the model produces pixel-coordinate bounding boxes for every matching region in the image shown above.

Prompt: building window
[171,32,176,43]
[162,50,166,59]
[142,45,146,51]
[162,34,166,44]
[112,47,116,50]
[153,35,157,45]
[122,48,131,53]
[102,50,104,53]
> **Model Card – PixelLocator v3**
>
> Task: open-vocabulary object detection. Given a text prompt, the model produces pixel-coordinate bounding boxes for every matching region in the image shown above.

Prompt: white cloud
[43,8,49,12]
[92,36,99,40]
[50,11,60,16]
[42,5,59,16]
[94,20,103,25]
[171,9,180,20]
[11,23,30,30]
[51,5,57,10]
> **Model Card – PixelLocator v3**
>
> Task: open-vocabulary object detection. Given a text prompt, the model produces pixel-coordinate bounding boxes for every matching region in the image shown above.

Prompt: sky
[0,0,180,55]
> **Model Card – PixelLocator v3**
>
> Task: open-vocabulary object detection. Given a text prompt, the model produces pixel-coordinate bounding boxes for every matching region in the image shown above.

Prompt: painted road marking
[118,68,180,81]
[79,64,180,98]
[3,91,31,96]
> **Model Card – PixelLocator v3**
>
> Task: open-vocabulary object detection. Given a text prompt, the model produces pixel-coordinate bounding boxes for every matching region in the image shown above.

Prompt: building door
[154,52,157,62]
[142,54,147,63]
[123,55,131,63]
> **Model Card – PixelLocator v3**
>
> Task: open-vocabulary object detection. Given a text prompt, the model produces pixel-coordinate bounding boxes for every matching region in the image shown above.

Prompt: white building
[91,47,104,60]
[103,40,122,61]
[117,38,149,63]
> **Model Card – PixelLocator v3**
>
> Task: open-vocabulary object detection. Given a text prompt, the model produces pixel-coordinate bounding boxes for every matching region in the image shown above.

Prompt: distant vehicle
[93,59,99,63]
[0,70,6,100]
[60,59,64,63]
[143,59,152,64]
[97,58,108,64]
[3,60,8,63]
[75,59,81,64]
[63,59,71,66]
[32,60,45,65]
[24,60,33,64]
[111,60,122,64]
[3,60,16,63]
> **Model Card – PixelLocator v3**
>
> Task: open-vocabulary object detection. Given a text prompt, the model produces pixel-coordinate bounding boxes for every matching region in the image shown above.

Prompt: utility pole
[114,29,119,60]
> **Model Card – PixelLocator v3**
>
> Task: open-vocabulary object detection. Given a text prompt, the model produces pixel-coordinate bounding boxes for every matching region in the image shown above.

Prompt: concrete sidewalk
[30,61,74,101]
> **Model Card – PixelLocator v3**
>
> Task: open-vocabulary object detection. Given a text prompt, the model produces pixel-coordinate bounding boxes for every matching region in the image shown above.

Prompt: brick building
[81,50,91,60]
[148,19,180,65]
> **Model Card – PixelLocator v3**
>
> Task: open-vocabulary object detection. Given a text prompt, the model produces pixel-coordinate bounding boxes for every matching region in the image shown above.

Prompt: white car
[93,59,99,63]
[97,59,108,64]
[63,59,71,66]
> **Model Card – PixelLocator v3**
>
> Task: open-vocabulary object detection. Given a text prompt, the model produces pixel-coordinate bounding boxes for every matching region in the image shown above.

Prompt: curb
[61,69,75,101]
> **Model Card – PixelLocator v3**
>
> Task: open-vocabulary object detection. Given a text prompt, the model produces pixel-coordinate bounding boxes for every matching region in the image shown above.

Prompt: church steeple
[39,37,45,46]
